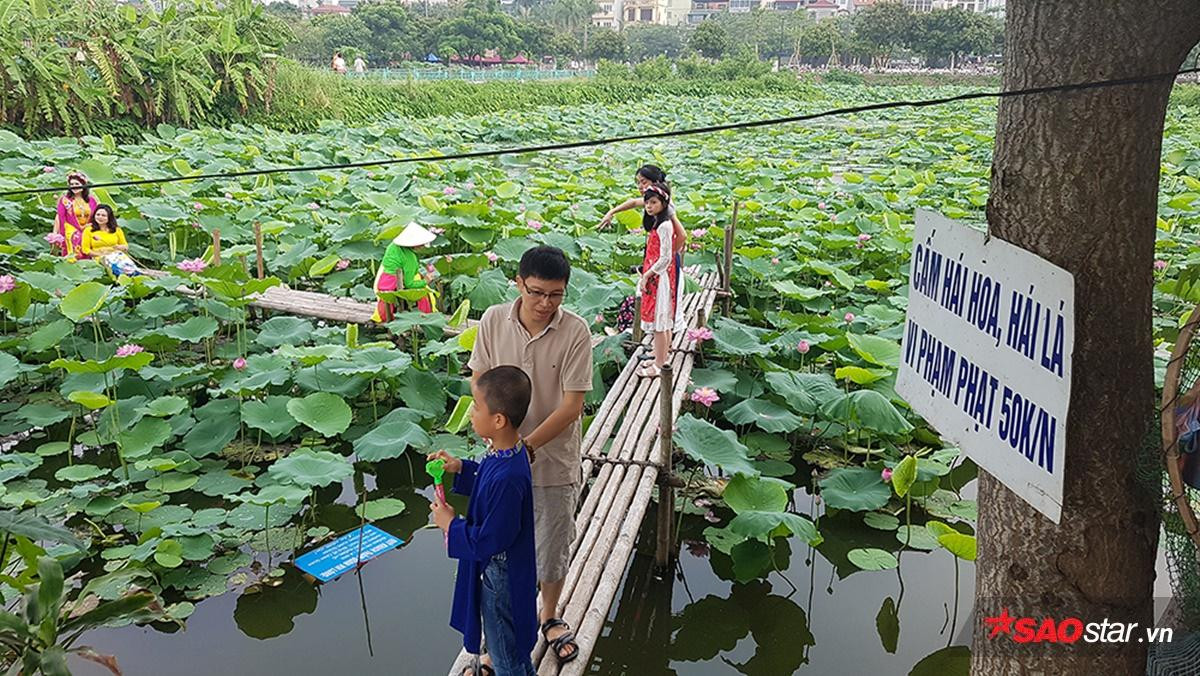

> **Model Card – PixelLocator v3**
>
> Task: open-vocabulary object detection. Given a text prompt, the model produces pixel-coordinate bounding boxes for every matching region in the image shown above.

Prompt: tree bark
[973,3,1200,675]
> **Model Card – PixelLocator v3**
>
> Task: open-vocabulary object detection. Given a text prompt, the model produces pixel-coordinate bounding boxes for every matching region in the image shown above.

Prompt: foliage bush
[823,69,866,86]
[1172,84,1200,108]
[0,0,286,136]
[254,60,820,131]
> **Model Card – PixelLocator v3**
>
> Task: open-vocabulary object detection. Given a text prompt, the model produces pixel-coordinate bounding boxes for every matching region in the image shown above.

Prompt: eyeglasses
[524,287,566,304]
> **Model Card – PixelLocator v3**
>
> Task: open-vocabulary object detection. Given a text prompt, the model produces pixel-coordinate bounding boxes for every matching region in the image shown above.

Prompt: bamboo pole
[655,362,675,569]
[254,221,265,280]
[723,202,738,315]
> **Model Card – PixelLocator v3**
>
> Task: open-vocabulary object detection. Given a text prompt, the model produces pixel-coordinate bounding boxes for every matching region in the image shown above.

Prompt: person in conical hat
[373,222,437,322]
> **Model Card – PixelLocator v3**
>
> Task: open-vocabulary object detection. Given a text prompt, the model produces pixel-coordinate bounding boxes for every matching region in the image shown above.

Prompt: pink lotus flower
[115,344,144,357]
[427,264,438,276]
[443,186,457,196]
[844,312,856,323]
[42,166,55,173]
[307,202,320,210]
[881,467,893,482]
[687,327,713,343]
[858,233,872,242]
[691,228,706,239]
[594,314,604,324]
[367,171,376,178]
[487,199,495,208]
[1155,260,1168,272]
[442,255,452,263]
[771,257,780,265]
[486,251,498,263]
[192,202,203,211]
[689,241,702,252]
[45,232,65,245]
[528,220,543,231]
[191,222,201,230]
[797,340,811,354]
[464,181,476,191]
[830,214,838,222]
[176,258,208,273]
[824,280,833,287]
[0,275,15,294]
[690,387,720,407]
[336,259,351,271]
[430,227,445,235]
[233,357,247,370]
[818,202,827,210]
[703,511,721,524]
[224,192,233,200]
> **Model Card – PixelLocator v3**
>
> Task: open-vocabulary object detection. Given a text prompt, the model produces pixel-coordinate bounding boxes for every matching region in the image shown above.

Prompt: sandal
[541,618,580,664]
[636,363,661,378]
[461,665,494,676]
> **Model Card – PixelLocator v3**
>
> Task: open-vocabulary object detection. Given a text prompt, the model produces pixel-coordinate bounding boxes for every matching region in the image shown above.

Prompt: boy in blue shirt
[430,365,538,676]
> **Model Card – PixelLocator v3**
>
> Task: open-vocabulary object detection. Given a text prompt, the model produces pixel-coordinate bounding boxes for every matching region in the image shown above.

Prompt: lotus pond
[0,85,1198,675]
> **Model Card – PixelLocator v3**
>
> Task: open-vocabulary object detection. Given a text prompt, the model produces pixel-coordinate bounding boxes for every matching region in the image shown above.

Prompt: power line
[2,66,1198,199]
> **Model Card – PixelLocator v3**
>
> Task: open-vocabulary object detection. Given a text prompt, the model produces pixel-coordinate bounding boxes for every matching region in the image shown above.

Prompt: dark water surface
[72,483,979,676]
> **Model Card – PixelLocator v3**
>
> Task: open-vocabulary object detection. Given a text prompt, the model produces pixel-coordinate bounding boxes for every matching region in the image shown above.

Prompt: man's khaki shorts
[533,483,578,583]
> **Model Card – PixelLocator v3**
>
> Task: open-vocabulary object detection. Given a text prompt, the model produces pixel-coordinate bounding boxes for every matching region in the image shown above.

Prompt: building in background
[804,0,838,19]
[685,0,726,24]
[592,0,619,27]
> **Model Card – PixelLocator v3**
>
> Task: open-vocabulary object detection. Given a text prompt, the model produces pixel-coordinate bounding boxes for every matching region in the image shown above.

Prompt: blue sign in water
[295,525,404,583]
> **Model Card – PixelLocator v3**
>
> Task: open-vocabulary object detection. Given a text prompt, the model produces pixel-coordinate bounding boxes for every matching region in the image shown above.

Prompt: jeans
[480,553,536,676]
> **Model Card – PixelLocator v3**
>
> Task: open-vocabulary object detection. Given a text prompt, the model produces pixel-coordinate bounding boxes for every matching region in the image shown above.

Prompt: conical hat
[392,222,436,247]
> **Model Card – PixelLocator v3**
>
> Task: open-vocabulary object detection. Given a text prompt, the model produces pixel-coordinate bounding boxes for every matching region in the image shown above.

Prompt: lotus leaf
[287,393,352,437]
[268,450,353,489]
[674,415,759,478]
[847,547,898,571]
[818,467,891,512]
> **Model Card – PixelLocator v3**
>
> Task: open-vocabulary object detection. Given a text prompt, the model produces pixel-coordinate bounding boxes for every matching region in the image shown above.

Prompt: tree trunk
[974,2,1199,675]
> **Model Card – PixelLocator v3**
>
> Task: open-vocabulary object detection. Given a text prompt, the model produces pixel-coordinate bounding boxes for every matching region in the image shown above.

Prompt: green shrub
[823,69,865,86]
[596,60,633,80]
[632,56,674,82]
[253,60,821,131]
[1171,84,1200,108]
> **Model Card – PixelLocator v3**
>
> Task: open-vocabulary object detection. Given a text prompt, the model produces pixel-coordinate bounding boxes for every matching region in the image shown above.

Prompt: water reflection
[73,466,974,676]
[591,511,974,676]
[233,567,318,640]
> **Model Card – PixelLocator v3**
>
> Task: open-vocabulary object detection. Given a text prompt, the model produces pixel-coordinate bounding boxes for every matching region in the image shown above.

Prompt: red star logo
[985,607,1015,638]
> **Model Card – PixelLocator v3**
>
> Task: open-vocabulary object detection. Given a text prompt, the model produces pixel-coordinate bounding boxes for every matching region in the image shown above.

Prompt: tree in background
[795,16,849,66]
[356,1,420,64]
[853,0,911,68]
[625,25,686,62]
[316,14,372,59]
[713,9,810,63]
[907,7,999,68]
[586,27,627,62]
[546,0,599,32]
[436,0,524,58]
[689,19,731,60]
[547,32,582,61]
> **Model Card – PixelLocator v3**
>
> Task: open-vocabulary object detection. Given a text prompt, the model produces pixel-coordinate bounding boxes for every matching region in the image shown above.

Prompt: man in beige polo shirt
[467,245,592,665]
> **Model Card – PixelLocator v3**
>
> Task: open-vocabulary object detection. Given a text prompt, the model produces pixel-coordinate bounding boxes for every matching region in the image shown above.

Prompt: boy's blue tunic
[447,449,538,655]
